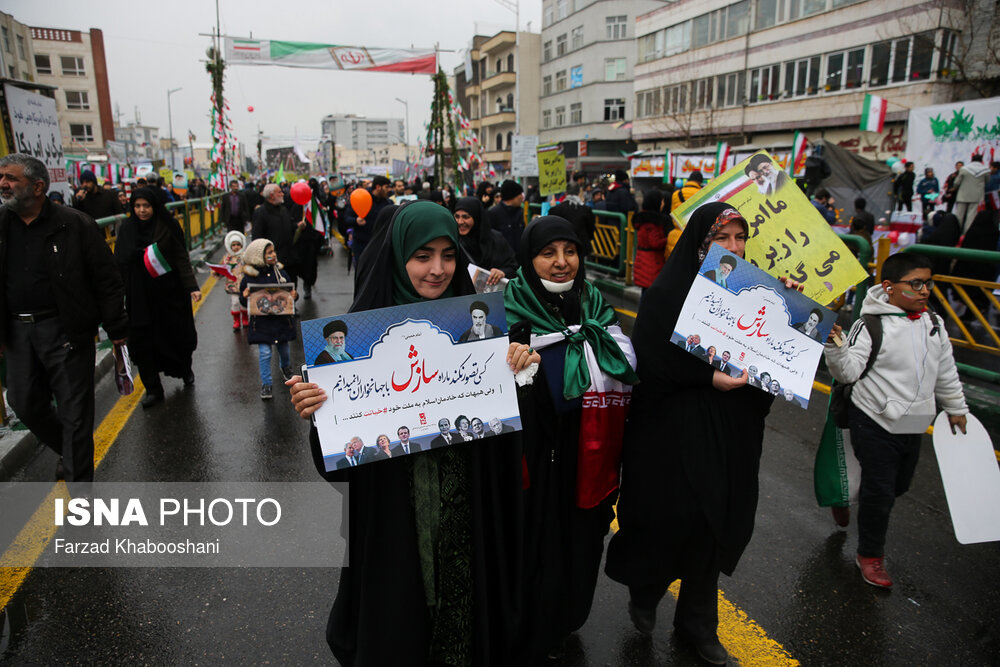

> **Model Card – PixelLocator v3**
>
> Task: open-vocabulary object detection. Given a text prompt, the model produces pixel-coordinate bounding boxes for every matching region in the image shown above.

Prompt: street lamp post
[394,97,410,167]
[167,87,183,171]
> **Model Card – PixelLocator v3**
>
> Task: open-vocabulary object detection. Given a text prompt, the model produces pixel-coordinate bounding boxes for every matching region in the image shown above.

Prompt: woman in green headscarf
[503,215,638,661]
[289,201,525,666]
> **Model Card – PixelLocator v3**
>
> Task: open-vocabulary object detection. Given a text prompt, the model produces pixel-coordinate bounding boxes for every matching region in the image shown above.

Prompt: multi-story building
[29,25,114,155]
[632,0,992,160]
[114,123,160,162]
[321,114,405,151]
[538,0,662,177]
[0,11,35,82]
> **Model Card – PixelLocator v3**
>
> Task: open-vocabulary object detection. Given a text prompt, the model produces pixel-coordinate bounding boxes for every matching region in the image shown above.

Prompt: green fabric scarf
[390,201,459,305]
[504,268,639,399]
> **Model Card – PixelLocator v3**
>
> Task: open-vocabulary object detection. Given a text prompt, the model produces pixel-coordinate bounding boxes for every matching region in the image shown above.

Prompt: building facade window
[506,93,513,110]
[869,32,934,87]
[16,34,26,59]
[65,90,90,110]
[571,26,584,50]
[939,30,958,76]
[825,47,864,92]
[507,131,513,150]
[784,56,820,97]
[496,58,502,73]
[749,64,781,102]
[542,109,552,128]
[556,69,567,91]
[70,123,94,143]
[605,57,626,81]
[35,54,51,74]
[692,1,749,48]
[555,106,566,126]
[1,27,10,53]
[570,102,582,124]
[664,83,688,115]
[636,89,661,118]
[606,16,628,40]
[61,56,85,76]
[557,0,568,19]
[507,54,514,71]
[717,71,746,107]
[693,77,714,109]
[543,75,552,95]
[603,98,626,121]
[556,34,567,57]
[496,133,503,151]
[544,3,554,27]
[543,40,552,62]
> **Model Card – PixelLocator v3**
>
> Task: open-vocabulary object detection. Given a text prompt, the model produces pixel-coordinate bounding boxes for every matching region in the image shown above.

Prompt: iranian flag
[304,195,325,235]
[206,263,238,282]
[860,94,886,133]
[789,131,808,176]
[143,243,173,277]
[714,142,730,178]
[662,149,673,185]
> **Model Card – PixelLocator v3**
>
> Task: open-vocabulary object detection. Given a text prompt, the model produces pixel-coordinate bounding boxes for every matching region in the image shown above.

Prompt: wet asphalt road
[1,248,998,666]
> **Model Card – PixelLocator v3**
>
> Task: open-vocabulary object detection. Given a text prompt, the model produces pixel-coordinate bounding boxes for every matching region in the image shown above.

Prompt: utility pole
[167,87,182,172]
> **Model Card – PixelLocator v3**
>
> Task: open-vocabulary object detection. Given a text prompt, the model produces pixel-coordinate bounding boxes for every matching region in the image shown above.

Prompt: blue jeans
[257,342,290,387]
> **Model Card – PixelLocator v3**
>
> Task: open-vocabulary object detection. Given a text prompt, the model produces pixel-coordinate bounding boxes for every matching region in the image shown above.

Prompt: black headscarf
[351,200,475,312]
[516,215,587,325]
[115,187,176,261]
[632,201,747,390]
[454,196,502,266]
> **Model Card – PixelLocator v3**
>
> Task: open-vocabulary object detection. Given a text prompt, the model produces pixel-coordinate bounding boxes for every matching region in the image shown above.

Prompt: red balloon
[247,105,254,112]
[350,188,373,218]
[290,181,312,205]
[888,230,900,244]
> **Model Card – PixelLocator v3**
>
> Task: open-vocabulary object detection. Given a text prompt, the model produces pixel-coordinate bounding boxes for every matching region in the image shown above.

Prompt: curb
[0,231,225,482]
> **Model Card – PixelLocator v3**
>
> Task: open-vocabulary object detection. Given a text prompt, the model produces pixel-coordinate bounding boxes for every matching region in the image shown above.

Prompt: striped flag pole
[789,132,808,176]
[860,94,887,133]
[714,142,730,178]
[143,243,173,278]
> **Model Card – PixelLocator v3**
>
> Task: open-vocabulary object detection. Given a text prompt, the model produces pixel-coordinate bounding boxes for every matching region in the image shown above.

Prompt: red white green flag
[225,38,436,74]
[304,195,325,235]
[714,142,730,178]
[860,94,886,133]
[143,243,172,277]
[789,132,808,177]
[662,150,673,185]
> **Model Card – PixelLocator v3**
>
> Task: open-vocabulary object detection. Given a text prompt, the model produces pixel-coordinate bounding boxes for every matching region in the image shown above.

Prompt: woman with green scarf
[288,201,525,666]
[504,216,638,661]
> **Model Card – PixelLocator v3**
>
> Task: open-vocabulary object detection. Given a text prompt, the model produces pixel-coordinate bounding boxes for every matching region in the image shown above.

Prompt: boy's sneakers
[260,384,273,400]
[856,555,893,588]
[281,367,294,382]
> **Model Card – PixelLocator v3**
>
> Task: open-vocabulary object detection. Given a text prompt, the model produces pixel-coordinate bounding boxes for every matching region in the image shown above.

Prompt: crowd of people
[0,148,992,666]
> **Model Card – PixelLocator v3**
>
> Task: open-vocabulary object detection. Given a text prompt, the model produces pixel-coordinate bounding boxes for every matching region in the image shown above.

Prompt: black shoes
[260,384,273,400]
[280,366,294,382]
[675,630,728,665]
[628,601,656,636]
[183,371,195,386]
[303,285,312,299]
[141,392,164,409]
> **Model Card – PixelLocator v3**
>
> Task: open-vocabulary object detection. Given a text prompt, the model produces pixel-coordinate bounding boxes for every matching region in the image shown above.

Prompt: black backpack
[829,311,940,429]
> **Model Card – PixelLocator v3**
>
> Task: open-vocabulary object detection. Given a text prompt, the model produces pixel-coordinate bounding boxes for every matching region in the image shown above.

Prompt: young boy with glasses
[824,252,968,589]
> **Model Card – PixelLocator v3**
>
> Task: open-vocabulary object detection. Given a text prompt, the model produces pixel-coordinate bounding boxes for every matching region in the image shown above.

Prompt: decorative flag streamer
[860,94,887,133]
[790,132,808,177]
[143,243,173,278]
[714,142,730,178]
[662,150,673,185]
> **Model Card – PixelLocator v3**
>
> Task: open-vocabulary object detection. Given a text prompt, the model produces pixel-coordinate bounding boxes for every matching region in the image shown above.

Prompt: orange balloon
[350,188,373,218]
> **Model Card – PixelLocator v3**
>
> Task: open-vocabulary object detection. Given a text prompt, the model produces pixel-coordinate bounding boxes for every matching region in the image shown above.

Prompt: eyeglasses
[894,278,935,291]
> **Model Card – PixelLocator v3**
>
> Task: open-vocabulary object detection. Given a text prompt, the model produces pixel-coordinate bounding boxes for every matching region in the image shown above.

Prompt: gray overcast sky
[8,0,542,155]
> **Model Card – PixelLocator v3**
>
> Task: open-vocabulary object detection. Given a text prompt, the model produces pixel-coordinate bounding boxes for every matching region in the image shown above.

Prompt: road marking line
[0,274,217,611]
[614,307,638,319]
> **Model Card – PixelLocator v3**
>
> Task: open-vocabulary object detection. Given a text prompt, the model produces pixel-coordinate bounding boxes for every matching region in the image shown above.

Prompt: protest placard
[467,263,508,294]
[673,243,835,409]
[671,150,868,303]
[512,135,539,177]
[537,143,567,196]
[247,284,295,316]
[301,292,521,471]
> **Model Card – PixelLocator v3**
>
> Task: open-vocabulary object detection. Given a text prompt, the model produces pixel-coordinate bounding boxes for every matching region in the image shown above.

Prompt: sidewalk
[0,233,226,482]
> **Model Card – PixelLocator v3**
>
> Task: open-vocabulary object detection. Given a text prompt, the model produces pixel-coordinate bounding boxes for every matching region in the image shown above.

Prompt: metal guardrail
[95,194,225,252]
[525,203,630,278]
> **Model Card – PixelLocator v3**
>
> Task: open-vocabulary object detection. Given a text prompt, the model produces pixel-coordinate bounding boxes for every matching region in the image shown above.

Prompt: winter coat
[251,201,299,269]
[824,285,968,434]
[632,211,668,288]
[488,201,525,254]
[671,180,701,211]
[953,161,990,203]
[605,183,637,215]
[239,243,296,345]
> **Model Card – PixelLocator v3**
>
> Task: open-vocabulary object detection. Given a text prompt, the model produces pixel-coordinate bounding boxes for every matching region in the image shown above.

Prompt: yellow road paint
[614,307,638,319]
[0,273,218,612]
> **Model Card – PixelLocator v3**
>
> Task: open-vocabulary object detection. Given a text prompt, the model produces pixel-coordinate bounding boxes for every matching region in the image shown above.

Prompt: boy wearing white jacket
[825,252,968,589]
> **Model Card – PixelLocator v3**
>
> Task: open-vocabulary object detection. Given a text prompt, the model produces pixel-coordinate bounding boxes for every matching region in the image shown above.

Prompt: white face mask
[540,278,575,293]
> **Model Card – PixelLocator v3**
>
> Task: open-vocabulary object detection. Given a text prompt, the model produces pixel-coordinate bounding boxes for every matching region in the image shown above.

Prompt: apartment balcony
[481,31,515,53]
[479,110,516,128]
[481,71,516,90]
[466,84,481,97]
[483,149,511,162]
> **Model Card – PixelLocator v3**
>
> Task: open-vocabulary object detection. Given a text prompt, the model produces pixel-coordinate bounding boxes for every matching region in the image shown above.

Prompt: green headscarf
[390,201,460,304]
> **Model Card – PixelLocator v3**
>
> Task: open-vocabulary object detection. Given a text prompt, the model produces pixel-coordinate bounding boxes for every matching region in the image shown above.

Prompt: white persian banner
[225,38,436,74]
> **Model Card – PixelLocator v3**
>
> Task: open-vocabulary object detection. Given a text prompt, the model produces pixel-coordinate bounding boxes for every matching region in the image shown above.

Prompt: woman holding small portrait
[454,197,517,288]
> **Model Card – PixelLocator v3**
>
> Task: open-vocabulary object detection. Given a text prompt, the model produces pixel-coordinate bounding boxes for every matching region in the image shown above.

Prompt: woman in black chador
[114,187,199,408]
[605,202,784,665]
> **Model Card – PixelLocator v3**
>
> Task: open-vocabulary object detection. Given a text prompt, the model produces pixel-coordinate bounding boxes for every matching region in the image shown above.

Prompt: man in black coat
[73,169,124,220]
[430,418,457,448]
[606,170,637,215]
[712,351,738,377]
[220,179,251,232]
[0,154,128,482]
[252,183,300,285]
[390,425,423,457]
[344,176,393,262]
[489,180,526,254]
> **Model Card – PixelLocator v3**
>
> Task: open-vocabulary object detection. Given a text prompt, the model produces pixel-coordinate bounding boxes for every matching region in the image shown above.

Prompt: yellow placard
[671,151,868,304]
[158,166,174,185]
[537,143,566,197]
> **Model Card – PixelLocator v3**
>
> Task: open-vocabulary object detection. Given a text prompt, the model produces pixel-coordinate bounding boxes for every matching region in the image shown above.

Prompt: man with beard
[0,154,128,482]
[314,320,351,365]
[73,169,123,220]
[252,183,300,286]
[744,154,788,195]
[220,179,251,233]
[458,300,502,341]
[489,180,526,254]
